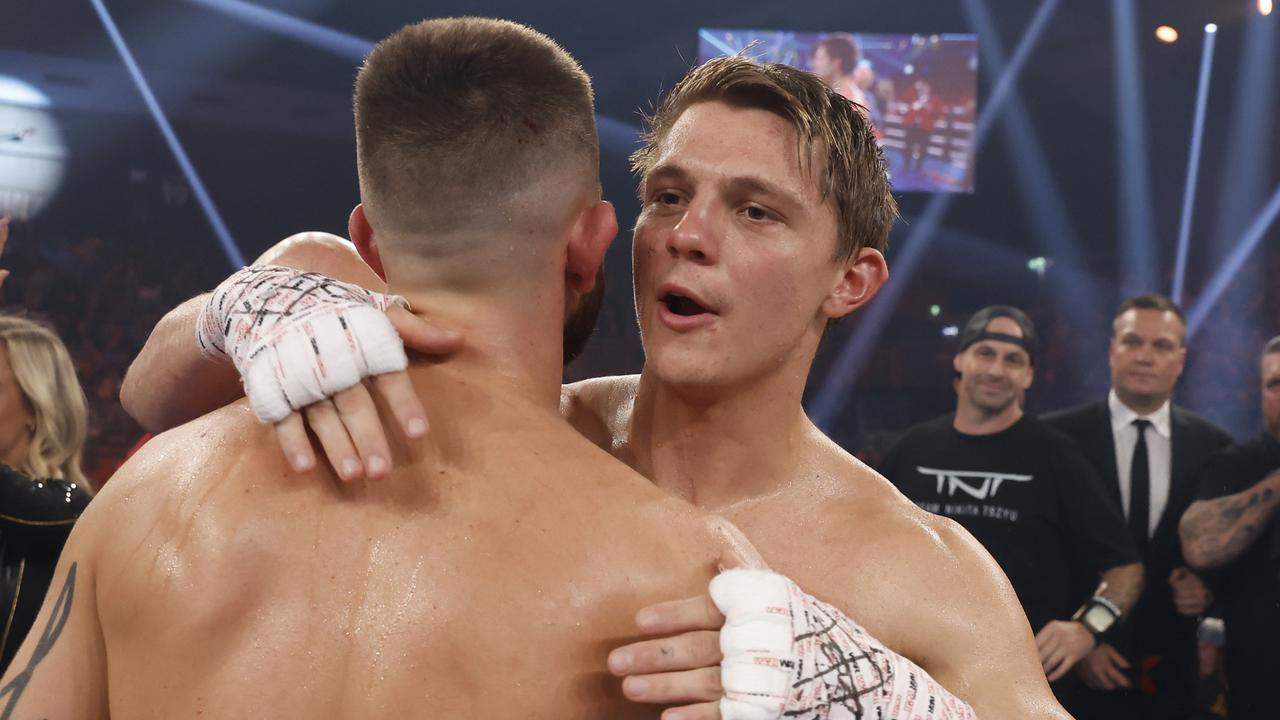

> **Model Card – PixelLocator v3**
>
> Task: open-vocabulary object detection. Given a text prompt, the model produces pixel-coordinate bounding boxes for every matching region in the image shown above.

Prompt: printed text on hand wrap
[197,265,408,423]
[712,569,976,720]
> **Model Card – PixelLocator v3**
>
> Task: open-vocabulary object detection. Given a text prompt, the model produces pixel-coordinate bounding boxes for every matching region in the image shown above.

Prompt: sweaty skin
[564,375,1065,718]
[121,95,1071,717]
[121,241,1066,718]
[0,361,736,719]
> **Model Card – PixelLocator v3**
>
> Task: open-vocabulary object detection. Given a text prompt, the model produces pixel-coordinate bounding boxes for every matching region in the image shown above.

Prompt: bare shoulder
[92,402,280,550]
[560,374,639,449]
[798,432,1055,712]
[252,231,386,290]
[813,432,1021,611]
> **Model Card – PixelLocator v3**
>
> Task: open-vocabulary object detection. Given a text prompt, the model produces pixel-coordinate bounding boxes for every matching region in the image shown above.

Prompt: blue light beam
[185,0,371,61]
[185,0,645,157]
[1171,26,1218,305]
[808,0,1062,429]
[89,0,245,268]
[1185,183,1280,338]
[1111,0,1158,296]
[962,0,1105,377]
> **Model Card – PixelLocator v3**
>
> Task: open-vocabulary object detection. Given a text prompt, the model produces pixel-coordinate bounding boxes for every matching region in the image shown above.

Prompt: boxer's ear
[821,247,888,320]
[565,200,618,294]
[349,204,386,281]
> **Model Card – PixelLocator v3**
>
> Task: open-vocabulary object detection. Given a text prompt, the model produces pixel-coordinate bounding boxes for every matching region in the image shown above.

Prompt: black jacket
[0,464,92,674]
[1043,401,1232,661]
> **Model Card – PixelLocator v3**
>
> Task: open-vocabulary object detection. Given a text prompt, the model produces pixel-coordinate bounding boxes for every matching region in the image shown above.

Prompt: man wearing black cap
[1044,294,1232,720]
[880,305,1144,697]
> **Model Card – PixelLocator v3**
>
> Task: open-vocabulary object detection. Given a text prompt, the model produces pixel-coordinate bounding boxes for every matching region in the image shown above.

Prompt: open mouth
[662,293,710,317]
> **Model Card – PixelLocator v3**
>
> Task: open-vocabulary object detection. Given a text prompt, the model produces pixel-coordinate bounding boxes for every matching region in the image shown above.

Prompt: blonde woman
[0,220,94,673]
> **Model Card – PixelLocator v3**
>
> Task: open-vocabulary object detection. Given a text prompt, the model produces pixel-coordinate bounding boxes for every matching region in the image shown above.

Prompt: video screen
[698,30,979,193]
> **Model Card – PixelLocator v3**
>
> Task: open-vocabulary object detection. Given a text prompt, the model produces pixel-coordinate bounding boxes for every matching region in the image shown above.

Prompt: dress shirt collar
[1109,389,1172,439]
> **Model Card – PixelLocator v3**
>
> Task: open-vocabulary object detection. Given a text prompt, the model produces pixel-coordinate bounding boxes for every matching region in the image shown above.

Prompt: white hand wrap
[712,569,976,720]
[197,265,408,424]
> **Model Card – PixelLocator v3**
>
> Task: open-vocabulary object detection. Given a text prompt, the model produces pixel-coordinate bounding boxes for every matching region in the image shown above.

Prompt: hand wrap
[197,265,407,423]
[712,569,976,720]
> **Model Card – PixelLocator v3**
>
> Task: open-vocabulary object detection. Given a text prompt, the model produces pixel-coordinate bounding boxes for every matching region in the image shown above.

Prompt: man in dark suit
[1044,294,1233,719]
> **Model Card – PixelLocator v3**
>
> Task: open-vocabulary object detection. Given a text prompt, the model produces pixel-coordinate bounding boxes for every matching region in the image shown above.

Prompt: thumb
[386,304,464,356]
[718,545,754,573]
[707,517,768,573]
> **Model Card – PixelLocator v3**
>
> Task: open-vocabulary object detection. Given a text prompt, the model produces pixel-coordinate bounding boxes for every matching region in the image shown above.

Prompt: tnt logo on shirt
[914,466,1033,523]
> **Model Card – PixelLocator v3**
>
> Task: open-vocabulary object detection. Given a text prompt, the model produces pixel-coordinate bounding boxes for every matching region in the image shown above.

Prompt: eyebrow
[643,163,694,191]
[645,163,806,211]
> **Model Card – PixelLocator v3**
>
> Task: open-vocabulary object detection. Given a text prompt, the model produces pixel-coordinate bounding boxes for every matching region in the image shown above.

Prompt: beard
[563,267,605,366]
[964,376,1018,416]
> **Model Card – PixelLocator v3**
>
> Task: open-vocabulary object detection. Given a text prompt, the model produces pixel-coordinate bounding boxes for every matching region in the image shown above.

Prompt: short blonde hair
[631,55,898,262]
[0,315,89,490]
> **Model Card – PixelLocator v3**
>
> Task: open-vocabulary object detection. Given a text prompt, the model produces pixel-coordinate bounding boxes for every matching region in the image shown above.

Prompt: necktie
[1129,419,1151,550]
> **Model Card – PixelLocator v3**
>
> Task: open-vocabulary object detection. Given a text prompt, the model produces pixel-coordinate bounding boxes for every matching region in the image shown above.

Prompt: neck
[1115,388,1168,417]
[1,440,28,476]
[627,353,816,511]
[954,398,1022,436]
[391,282,566,411]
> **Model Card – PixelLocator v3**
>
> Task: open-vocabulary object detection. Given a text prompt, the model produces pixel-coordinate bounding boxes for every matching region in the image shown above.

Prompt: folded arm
[1181,471,1280,570]
[121,232,383,433]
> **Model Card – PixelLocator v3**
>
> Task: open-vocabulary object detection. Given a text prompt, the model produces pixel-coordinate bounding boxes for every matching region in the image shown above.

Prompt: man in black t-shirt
[880,306,1144,697]
[1179,336,1280,720]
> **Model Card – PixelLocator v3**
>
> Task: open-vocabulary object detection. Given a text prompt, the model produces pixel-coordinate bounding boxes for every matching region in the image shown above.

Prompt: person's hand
[1169,566,1213,616]
[0,216,10,288]
[1198,641,1221,680]
[1075,642,1132,690]
[1035,620,1097,682]
[606,545,763,720]
[275,304,463,480]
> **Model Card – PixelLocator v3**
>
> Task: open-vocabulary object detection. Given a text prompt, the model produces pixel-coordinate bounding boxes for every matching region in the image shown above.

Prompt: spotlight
[1261,0,1273,17]
[1155,25,1179,43]
[1027,256,1051,275]
[929,304,942,317]
[942,325,960,337]
[1205,23,1218,34]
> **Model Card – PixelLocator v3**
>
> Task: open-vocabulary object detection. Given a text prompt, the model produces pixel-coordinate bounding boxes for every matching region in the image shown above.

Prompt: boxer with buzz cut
[122,52,1072,717]
[5,18,978,720]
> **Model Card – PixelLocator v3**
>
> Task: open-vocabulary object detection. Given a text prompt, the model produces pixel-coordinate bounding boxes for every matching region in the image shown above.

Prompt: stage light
[1114,0,1158,296]
[1156,25,1179,43]
[1172,23,1218,304]
[1187,183,1280,337]
[0,76,65,220]
[808,0,1063,429]
[1205,23,1218,34]
[1260,0,1273,17]
[190,0,644,157]
[942,326,960,337]
[929,304,942,317]
[89,0,244,267]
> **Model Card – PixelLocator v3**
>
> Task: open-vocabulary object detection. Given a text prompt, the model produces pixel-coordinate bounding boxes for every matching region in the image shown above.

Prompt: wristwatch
[1073,596,1122,636]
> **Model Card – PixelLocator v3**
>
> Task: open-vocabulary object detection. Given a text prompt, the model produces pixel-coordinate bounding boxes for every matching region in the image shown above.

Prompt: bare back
[87,366,722,719]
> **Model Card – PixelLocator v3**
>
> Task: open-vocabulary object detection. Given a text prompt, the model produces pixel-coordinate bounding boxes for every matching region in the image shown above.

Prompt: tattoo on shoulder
[0,562,77,720]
